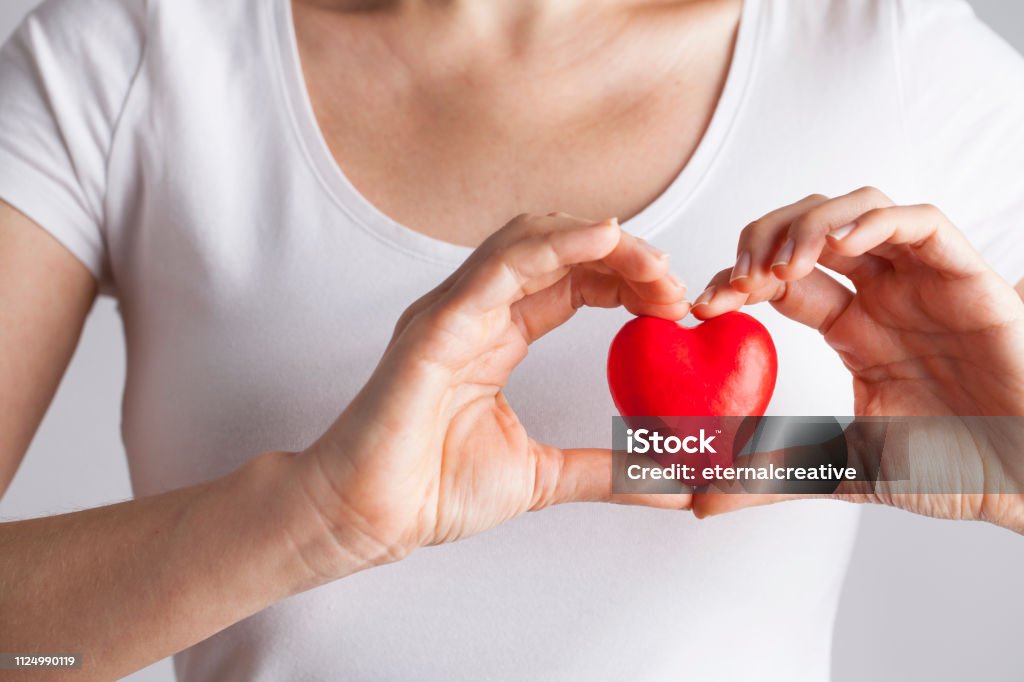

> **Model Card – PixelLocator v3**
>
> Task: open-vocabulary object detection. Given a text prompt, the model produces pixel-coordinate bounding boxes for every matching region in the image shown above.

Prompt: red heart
[607,313,778,483]
[607,312,777,418]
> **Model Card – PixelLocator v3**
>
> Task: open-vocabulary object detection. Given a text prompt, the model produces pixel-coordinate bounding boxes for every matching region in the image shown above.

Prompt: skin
[689,187,1024,528]
[293,0,741,244]
[0,1,1021,679]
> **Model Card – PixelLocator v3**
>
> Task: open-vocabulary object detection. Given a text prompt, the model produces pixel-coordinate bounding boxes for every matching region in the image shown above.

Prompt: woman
[0,0,1021,680]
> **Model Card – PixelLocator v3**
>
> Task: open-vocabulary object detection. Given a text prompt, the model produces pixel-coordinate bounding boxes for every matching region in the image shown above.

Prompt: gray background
[1,1,1022,680]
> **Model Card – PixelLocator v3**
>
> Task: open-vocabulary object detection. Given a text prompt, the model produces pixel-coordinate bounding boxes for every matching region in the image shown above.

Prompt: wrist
[221,450,374,596]
[240,444,415,593]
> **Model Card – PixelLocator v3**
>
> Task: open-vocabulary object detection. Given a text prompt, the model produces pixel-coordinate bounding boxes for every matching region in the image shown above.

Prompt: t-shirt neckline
[266,0,762,267]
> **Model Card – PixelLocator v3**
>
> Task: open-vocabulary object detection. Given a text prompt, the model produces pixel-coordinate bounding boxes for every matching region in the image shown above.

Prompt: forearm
[0,450,353,680]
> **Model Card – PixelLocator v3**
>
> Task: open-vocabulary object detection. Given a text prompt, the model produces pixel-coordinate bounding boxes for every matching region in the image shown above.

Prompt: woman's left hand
[689,187,1024,529]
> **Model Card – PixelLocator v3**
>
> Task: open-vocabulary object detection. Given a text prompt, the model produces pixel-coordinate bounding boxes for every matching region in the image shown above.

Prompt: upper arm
[0,200,96,495]
[0,0,147,494]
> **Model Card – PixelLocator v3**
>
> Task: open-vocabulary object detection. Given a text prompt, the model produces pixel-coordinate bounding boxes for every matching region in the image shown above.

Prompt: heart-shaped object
[607,313,778,483]
[607,312,778,418]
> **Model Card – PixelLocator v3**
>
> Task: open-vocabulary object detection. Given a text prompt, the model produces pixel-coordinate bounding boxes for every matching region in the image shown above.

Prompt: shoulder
[762,0,978,42]
[754,0,898,68]
[16,0,148,45]
[0,0,156,141]
[756,0,1017,91]
[3,0,149,86]
[892,0,976,28]
[10,0,258,52]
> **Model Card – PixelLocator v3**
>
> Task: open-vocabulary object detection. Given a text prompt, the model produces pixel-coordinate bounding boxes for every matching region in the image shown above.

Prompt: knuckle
[712,267,734,285]
[739,219,766,242]
[788,213,815,238]
[859,206,889,224]
[393,307,416,334]
[917,203,946,221]
[790,206,828,236]
[854,185,888,204]
[470,253,513,290]
[424,298,459,324]
[500,213,535,235]
[484,248,524,285]
[394,294,437,335]
[529,446,566,510]
[420,299,466,338]
[487,242,512,262]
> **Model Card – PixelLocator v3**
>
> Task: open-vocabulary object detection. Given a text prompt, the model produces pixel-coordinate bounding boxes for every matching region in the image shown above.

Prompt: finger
[773,233,889,285]
[693,266,854,335]
[511,269,690,343]
[768,186,894,283]
[566,269,691,320]
[690,268,751,318]
[825,204,990,278]
[601,232,672,283]
[770,269,855,334]
[693,485,879,517]
[597,232,690,305]
[730,194,830,295]
[439,212,598,295]
[529,444,691,511]
[623,268,688,305]
[470,214,612,308]
[390,214,583,343]
[446,218,621,314]
[692,491,827,518]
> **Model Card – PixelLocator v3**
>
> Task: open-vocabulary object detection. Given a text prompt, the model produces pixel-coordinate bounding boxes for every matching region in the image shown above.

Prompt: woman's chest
[292,6,739,246]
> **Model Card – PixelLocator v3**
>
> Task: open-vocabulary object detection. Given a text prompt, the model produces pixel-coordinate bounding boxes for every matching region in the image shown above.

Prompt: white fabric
[1,0,1022,680]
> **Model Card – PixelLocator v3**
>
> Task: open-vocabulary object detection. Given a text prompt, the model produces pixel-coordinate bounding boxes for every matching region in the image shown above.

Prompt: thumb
[528,443,692,511]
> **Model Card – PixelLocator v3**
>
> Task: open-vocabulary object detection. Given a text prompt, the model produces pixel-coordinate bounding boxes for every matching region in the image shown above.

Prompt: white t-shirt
[2,0,1023,679]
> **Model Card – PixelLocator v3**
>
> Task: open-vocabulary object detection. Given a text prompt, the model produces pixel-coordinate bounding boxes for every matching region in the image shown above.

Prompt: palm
[430,394,541,543]
[412,313,546,544]
[815,268,1024,523]
[823,267,1024,416]
[333,314,540,551]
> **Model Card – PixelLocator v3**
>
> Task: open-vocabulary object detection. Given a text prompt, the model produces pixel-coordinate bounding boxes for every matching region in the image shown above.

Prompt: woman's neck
[294,0,720,62]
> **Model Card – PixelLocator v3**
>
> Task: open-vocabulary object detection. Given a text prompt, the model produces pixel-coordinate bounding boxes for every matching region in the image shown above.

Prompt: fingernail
[665,272,686,292]
[772,239,796,268]
[730,251,751,282]
[638,237,669,261]
[693,286,716,307]
[829,223,857,240]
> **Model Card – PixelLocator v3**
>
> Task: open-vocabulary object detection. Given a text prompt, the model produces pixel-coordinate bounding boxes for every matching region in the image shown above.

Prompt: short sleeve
[896,0,1024,286]
[0,0,146,291]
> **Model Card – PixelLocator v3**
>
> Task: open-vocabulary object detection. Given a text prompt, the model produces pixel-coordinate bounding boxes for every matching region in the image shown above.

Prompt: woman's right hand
[293,213,691,580]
